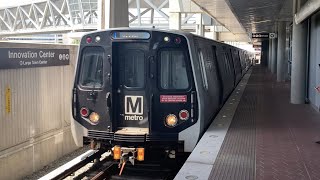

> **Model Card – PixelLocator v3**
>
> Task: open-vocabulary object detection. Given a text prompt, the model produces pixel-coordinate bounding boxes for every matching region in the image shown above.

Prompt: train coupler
[118,152,131,176]
[112,146,145,162]
[117,151,139,176]
[112,146,145,172]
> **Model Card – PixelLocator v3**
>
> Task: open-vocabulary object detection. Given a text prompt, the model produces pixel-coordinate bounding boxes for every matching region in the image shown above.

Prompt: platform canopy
[0,0,293,43]
[193,0,292,41]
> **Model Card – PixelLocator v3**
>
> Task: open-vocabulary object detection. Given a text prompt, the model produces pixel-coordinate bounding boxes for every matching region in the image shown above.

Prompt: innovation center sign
[0,48,70,69]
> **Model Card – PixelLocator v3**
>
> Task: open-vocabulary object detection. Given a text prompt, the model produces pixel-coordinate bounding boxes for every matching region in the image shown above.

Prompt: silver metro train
[71,28,252,164]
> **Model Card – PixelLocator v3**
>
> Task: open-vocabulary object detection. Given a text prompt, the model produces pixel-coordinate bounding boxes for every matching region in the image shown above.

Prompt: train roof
[82,27,192,37]
[82,28,252,53]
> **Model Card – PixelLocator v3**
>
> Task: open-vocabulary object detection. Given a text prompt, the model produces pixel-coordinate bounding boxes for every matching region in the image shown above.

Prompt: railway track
[71,157,179,180]
[39,150,186,180]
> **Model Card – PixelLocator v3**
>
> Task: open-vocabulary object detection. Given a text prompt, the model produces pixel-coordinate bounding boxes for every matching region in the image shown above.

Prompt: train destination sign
[0,48,70,69]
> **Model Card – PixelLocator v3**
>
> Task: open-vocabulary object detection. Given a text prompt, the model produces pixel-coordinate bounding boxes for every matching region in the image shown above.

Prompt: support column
[291,0,308,104]
[98,0,105,29]
[269,40,273,70]
[277,21,287,82]
[291,20,308,104]
[211,26,218,40]
[169,13,181,30]
[98,0,128,29]
[205,26,218,40]
[261,40,269,66]
[196,14,204,36]
[271,35,278,74]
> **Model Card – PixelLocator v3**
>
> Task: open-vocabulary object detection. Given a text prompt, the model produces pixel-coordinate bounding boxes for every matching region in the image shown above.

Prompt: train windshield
[160,50,189,90]
[79,47,104,88]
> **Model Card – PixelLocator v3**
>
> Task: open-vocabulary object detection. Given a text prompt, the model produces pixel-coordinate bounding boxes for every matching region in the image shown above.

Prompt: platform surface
[210,66,320,180]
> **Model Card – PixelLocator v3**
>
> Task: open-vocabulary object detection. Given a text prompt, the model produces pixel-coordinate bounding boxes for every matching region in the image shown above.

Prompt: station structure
[0,0,319,179]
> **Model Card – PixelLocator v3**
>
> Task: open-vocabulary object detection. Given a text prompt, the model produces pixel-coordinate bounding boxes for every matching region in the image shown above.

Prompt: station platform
[176,66,320,180]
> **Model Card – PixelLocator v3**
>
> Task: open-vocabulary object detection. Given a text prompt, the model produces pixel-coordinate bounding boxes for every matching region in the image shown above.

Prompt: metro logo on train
[124,96,143,121]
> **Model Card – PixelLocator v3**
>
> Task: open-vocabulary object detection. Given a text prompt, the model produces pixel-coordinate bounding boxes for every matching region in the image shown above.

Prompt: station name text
[8,50,55,59]
[0,48,69,69]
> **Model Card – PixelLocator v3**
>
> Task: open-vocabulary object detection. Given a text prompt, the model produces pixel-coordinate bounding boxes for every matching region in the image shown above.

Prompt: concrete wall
[0,43,79,179]
[309,12,320,111]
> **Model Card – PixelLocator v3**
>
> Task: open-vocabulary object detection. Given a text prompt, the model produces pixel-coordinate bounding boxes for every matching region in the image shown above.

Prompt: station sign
[0,48,70,69]
[269,33,277,39]
[251,33,277,39]
[251,33,269,39]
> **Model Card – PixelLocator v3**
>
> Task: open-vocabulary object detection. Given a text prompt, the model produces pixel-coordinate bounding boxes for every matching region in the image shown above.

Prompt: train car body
[71,28,251,163]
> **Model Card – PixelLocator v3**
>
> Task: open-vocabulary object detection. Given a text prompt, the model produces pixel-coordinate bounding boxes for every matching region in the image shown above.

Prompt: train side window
[223,48,231,74]
[79,47,104,88]
[160,50,189,90]
[198,49,208,90]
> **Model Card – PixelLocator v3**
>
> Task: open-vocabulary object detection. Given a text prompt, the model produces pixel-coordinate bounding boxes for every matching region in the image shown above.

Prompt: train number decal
[124,96,144,121]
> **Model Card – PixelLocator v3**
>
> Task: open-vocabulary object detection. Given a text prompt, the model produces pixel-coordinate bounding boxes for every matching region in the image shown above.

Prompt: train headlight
[89,112,100,123]
[165,114,178,127]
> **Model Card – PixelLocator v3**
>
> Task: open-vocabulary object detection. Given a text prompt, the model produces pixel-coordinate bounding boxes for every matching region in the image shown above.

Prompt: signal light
[80,107,89,117]
[136,148,145,161]
[89,112,100,124]
[95,36,101,43]
[179,110,189,120]
[164,36,170,42]
[165,114,178,127]
[174,37,181,44]
[86,36,92,43]
[113,146,121,160]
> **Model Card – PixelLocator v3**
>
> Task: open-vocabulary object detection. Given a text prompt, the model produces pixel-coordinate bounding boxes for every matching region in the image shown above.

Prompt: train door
[112,43,150,130]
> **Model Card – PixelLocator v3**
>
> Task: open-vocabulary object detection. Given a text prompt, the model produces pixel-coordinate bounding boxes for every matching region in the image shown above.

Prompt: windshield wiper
[90,56,102,98]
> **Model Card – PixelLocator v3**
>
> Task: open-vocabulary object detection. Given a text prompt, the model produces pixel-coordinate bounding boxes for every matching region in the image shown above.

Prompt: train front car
[71,29,199,164]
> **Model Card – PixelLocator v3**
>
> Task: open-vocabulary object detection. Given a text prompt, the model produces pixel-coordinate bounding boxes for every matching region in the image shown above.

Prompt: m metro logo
[125,96,143,115]
[124,96,144,121]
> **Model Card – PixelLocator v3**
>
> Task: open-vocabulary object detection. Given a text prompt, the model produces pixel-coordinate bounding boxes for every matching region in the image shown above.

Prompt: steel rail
[39,150,103,180]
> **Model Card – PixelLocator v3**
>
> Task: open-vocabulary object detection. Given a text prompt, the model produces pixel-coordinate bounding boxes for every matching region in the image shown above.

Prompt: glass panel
[198,50,208,90]
[160,50,189,89]
[122,50,145,88]
[79,47,104,87]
